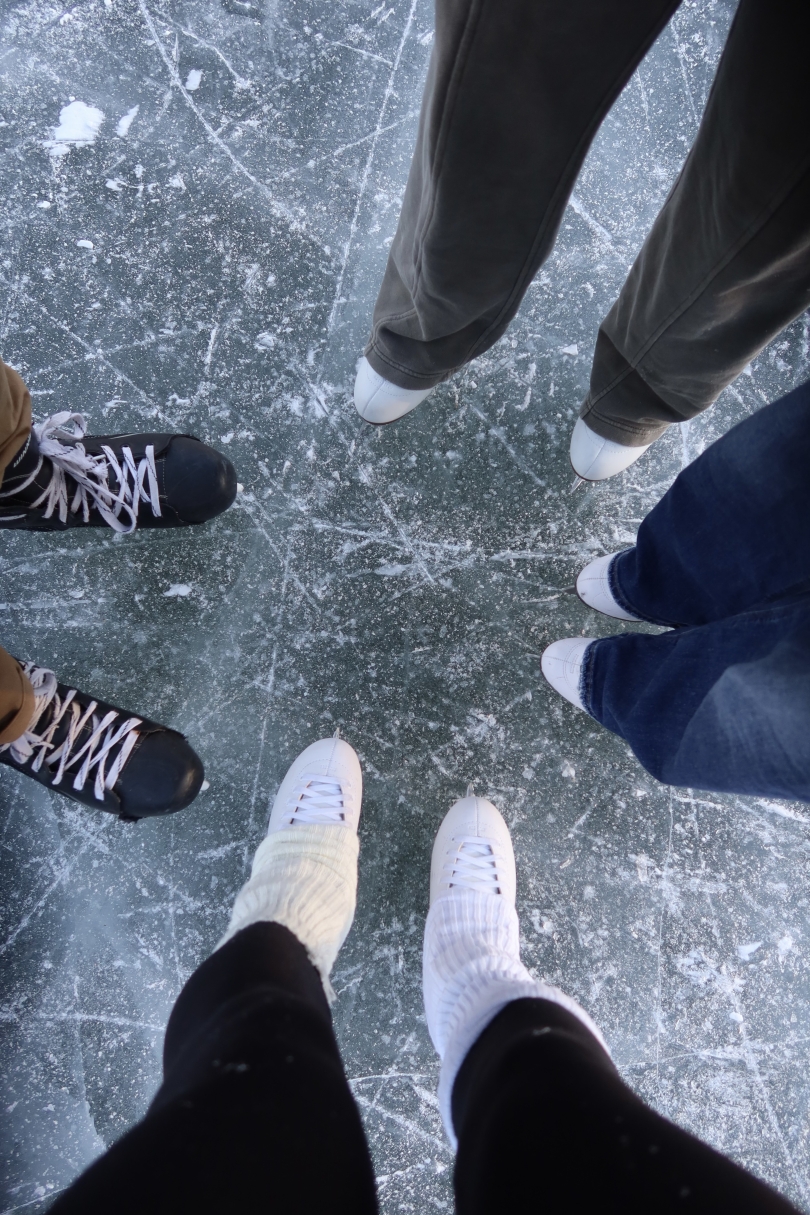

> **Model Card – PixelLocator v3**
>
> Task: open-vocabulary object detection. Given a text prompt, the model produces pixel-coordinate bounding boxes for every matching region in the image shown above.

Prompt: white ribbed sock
[217,822,359,999]
[424,891,608,1145]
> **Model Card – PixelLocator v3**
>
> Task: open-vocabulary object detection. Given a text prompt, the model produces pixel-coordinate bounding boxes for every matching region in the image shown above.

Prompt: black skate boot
[0,662,204,819]
[0,412,237,533]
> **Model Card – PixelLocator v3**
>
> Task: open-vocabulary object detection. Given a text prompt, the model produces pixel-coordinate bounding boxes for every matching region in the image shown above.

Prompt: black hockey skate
[0,412,237,533]
[0,662,204,819]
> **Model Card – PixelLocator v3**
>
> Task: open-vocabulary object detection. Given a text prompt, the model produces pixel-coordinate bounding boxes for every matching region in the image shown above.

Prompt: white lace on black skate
[443,838,504,895]
[0,663,143,801]
[0,412,161,534]
[284,775,348,826]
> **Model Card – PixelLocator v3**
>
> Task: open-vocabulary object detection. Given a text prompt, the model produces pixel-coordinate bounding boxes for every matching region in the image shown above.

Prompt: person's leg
[0,646,34,745]
[453,998,798,1215]
[579,598,810,801]
[548,378,810,797]
[49,735,376,1215]
[0,359,33,483]
[423,793,607,1140]
[424,793,797,1213]
[609,380,810,628]
[581,0,810,450]
[365,0,681,392]
[50,923,378,1215]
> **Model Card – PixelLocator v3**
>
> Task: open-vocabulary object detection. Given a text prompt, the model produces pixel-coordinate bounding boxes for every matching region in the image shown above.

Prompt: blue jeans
[582,379,810,802]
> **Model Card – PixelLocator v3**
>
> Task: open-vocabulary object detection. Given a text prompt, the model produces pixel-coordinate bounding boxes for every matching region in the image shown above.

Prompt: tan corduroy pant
[0,648,34,745]
[0,358,35,743]
[0,359,32,484]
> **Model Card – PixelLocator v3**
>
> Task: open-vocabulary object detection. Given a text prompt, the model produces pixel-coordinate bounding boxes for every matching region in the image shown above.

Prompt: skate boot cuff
[3,428,40,486]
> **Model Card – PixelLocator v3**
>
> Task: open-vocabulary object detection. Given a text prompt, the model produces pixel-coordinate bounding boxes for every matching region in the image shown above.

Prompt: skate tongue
[2,427,44,491]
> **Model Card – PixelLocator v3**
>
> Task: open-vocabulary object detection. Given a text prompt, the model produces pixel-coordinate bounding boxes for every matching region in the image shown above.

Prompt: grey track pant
[366,0,810,447]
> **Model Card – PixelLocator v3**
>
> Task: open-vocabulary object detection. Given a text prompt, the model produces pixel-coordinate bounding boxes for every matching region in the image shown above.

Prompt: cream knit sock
[218,822,359,998]
[217,736,363,999]
[424,890,608,1145]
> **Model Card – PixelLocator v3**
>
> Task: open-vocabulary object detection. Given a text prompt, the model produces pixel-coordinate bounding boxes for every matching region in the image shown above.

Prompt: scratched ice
[2,0,810,1210]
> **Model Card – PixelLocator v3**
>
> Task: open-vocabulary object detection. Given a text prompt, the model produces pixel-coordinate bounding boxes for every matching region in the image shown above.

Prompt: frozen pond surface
[2,0,810,1209]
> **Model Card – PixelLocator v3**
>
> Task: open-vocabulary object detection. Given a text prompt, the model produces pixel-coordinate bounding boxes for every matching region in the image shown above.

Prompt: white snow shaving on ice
[116,105,139,137]
[44,101,105,158]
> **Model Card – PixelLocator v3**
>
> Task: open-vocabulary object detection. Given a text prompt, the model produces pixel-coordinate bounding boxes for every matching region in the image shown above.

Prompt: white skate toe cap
[569,418,650,480]
[429,796,516,907]
[541,638,594,711]
[354,356,435,424]
[576,553,640,621]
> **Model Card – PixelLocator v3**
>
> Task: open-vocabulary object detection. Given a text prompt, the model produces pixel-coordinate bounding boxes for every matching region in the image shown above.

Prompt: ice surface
[1,0,810,1211]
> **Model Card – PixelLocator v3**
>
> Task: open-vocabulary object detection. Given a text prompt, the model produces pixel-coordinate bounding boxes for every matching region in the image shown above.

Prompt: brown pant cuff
[0,657,35,745]
[0,360,33,487]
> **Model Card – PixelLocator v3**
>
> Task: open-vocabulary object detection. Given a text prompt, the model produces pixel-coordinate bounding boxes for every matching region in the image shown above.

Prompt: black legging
[454,1000,796,1214]
[50,924,797,1214]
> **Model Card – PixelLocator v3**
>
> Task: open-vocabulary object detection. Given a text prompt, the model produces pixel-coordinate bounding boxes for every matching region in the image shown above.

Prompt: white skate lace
[0,663,142,801]
[443,838,503,895]
[0,412,161,534]
[285,775,348,825]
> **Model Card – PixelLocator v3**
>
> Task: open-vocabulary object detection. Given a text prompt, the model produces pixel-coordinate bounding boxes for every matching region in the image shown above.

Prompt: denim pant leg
[609,380,810,628]
[50,924,378,1215]
[452,999,798,1214]
[583,598,810,801]
[366,0,681,389]
[582,0,810,446]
